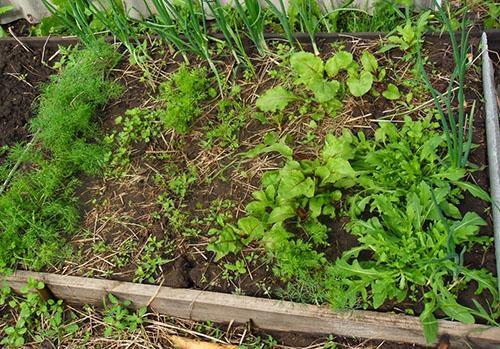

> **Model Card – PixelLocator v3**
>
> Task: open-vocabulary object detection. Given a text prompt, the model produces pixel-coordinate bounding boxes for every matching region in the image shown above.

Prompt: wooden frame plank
[3,271,499,348]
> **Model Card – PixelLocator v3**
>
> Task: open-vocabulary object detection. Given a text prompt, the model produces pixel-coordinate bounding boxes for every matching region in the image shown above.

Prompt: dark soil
[0,41,56,151]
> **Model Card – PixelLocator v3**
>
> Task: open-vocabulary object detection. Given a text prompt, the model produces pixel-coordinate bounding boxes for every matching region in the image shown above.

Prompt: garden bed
[1,30,499,347]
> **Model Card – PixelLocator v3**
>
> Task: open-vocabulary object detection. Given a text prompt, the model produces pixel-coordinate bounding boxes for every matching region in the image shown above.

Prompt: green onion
[263,0,295,47]
[419,0,473,168]
[205,0,251,68]
[42,0,95,44]
[234,0,268,56]
[90,0,147,66]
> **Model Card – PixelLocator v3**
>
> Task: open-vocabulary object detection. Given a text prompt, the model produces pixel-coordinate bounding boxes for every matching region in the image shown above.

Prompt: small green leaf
[360,51,378,73]
[256,86,296,112]
[243,141,293,159]
[347,71,373,97]
[382,83,401,100]
[325,51,353,77]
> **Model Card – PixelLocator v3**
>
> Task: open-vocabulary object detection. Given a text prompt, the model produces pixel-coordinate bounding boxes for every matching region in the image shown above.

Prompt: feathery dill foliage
[31,42,122,174]
[0,42,121,272]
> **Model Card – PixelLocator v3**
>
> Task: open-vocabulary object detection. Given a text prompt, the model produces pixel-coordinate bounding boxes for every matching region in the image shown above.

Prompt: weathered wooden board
[3,271,500,348]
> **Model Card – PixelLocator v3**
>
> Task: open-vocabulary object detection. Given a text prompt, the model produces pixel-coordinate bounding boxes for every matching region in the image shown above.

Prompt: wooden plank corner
[2,270,499,348]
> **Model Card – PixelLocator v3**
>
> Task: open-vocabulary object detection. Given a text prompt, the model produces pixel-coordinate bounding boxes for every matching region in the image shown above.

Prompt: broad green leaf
[436,167,465,181]
[382,83,401,100]
[440,301,475,324]
[246,200,268,217]
[325,51,353,77]
[290,52,324,81]
[453,181,491,202]
[278,170,315,200]
[256,86,296,112]
[316,158,356,186]
[360,51,378,73]
[268,205,296,224]
[347,71,373,97]
[238,217,265,240]
[261,224,291,250]
[308,78,340,103]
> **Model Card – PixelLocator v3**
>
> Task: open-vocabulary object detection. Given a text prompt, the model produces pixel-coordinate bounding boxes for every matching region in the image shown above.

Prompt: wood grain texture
[4,270,500,348]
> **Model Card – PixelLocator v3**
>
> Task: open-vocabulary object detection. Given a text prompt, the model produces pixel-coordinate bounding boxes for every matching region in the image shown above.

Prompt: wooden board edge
[2,271,499,348]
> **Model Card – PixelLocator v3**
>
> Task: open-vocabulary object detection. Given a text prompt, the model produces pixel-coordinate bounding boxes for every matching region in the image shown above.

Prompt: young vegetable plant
[287,0,326,55]
[89,0,148,66]
[103,294,147,337]
[380,10,432,61]
[256,49,394,118]
[327,118,496,343]
[1,279,78,347]
[209,115,497,344]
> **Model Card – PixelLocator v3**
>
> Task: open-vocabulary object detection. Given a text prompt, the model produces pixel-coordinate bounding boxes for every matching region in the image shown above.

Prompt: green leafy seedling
[256,86,297,112]
[382,83,401,100]
[347,71,373,97]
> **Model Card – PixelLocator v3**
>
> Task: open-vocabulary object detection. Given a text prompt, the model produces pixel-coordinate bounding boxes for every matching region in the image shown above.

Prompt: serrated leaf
[450,211,486,242]
[347,71,373,97]
[453,181,491,202]
[382,83,401,100]
[256,86,296,112]
[420,302,438,344]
